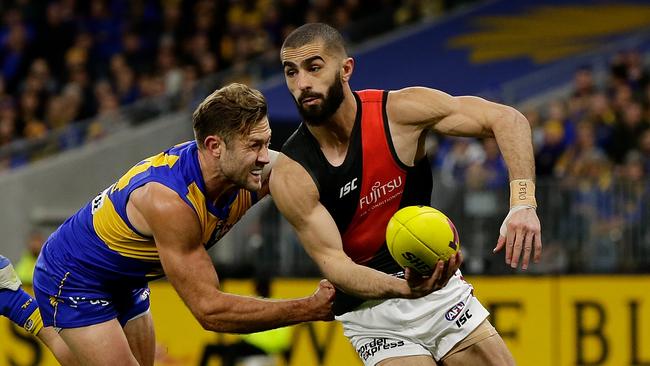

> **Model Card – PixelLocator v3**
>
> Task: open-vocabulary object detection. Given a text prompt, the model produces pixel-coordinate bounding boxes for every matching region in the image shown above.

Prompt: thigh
[377,355,436,366]
[124,310,155,366]
[59,318,139,366]
[37,327,79,366]
[441,332,515,366]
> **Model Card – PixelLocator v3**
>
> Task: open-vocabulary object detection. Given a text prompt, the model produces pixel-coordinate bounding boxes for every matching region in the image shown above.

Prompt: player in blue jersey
[29,83,335,366]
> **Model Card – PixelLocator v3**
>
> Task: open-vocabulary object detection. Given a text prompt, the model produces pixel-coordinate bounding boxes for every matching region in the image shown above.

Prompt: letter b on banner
[576,301,608,365]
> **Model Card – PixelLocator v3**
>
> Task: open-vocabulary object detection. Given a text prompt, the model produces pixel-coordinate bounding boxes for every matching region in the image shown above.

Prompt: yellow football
[385,205,460,275]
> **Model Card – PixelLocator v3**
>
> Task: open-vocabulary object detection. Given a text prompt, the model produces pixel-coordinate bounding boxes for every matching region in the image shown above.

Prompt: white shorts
[335,270,488,365]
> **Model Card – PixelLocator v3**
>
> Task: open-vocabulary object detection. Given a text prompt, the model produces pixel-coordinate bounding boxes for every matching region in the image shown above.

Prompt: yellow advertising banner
[1,276,649,366]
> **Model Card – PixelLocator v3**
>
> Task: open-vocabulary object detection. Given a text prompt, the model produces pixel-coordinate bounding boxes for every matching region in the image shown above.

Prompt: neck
[197,148,237,205]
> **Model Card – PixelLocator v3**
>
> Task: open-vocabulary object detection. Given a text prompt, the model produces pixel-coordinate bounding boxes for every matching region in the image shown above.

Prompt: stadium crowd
[428,49,650,274]
[0,0,449,171]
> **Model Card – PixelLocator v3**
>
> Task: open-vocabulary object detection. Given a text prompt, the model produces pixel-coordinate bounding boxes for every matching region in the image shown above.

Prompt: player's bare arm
[270,154,459,299]
[128,182,334,333]
[387,87,542,270]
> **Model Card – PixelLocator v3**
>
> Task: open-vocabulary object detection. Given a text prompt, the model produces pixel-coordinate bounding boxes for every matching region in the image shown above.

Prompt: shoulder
[130,182,195,218]
[269,154,319,221]
[271,154,318,192]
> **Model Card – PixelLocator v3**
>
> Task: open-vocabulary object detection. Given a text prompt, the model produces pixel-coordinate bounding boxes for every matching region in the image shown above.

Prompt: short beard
[294,72,345,126]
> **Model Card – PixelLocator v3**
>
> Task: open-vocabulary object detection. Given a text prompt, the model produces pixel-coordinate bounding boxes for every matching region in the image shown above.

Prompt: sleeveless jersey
[282,90,433,312]
[42,141,258,284]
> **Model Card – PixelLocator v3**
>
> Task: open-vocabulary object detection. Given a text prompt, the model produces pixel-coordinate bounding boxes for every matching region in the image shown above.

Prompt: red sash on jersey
[341,90,407,264]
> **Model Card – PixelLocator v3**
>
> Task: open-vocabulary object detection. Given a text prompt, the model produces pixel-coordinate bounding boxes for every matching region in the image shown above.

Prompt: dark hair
[192,83,267,147]
[281,23,347,58]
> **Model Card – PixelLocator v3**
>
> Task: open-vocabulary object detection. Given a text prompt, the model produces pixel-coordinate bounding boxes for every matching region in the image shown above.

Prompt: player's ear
[341,57,354,82]
[204,135,223,158]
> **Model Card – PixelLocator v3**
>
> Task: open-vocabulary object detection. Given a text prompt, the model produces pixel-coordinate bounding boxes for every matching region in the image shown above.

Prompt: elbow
[193,299,249,333]
[506,106,530,130]
[196,310,232,333]
[491,106,529,134]
[193,303,217,331]
[192,298,229,332]
[196,314,215,331]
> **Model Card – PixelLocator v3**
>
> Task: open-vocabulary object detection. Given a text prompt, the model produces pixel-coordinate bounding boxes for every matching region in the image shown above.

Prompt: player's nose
[257,146,270,164]
[296,72,312,91]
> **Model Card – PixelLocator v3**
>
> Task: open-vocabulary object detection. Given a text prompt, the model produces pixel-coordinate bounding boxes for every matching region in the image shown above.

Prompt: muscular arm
[387,87,541,269]
[387,87,534,180]
[270,154,447,299]
[129,183,333,333]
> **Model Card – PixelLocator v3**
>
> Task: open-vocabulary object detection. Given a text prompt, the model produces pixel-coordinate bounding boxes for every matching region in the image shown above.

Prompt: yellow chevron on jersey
[114,153,180,192]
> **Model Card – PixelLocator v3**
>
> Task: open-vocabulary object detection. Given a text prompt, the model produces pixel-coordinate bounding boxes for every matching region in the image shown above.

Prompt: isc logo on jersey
[339,178,358,198]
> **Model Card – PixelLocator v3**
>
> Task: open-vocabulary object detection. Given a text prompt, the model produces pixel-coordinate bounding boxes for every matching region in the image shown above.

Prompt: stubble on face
[294,71,345,126]
[220,120,271,192]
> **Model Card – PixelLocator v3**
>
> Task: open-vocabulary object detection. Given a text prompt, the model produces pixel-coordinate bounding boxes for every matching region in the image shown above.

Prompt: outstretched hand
[310,279,336,321]
[404,250,463,299]
[494,206,542,270]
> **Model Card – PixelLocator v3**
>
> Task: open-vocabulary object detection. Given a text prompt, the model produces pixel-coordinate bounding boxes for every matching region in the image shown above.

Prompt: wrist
[509,179,537,208]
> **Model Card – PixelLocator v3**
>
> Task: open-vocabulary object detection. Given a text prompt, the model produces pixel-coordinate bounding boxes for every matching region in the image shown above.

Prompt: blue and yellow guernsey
[40,141,258,285]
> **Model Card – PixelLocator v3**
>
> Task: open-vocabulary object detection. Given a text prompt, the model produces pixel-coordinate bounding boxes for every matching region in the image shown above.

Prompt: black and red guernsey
[282,89,433,313]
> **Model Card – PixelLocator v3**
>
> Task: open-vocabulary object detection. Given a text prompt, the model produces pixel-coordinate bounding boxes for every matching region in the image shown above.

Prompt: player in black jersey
[270,23,541,365]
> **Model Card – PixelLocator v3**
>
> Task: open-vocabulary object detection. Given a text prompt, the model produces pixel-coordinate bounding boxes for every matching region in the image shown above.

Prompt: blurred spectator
[586,92,616,149]
[615,150,649,271]
[570,151,620,272]
[555,121,605,180]
[14,230,45,284]
[609,101,648,164]
[440,137,484,187]
[466,138,508,190]
[567,65,597,122]
[546,99,576,148]
[639,129,650,175]
[34,2,75,78]
[535,119,566,177]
